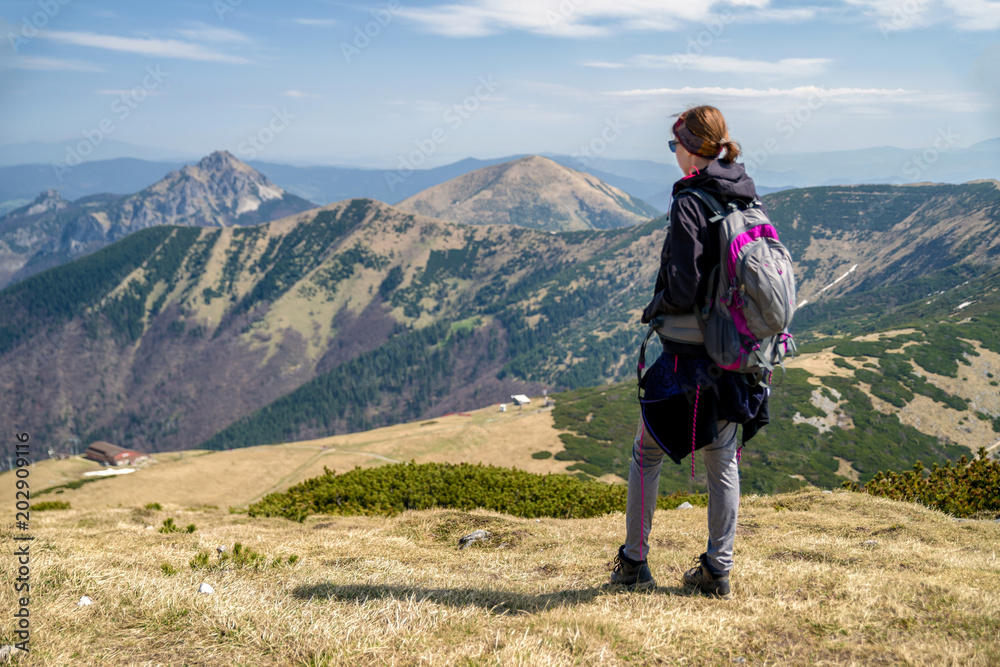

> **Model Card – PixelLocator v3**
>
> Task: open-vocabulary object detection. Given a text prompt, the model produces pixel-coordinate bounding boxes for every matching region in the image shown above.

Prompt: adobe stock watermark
[671,10,736,71]
[877,0,933,38]
[213,0,245,21]
[383,75,500,192]
[237,107,295,160]
[899,127,959,181]
[51,65,169,182]
[859,126,960,220]
[742,89,828,177]
[571,117,627,167]
[545,0,587,28]
[341,0,401,63]
[5,0,72,54]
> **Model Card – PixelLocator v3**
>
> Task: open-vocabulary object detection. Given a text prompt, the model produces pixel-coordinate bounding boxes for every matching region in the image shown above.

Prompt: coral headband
[673,117,721,158]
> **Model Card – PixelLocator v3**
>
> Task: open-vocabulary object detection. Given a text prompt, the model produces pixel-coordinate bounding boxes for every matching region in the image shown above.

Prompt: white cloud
[283,90,324,98]
[846,0,1000,32]
[403,0,803,38]
[942,0,1000,30]
[740,7,820,22]
[405,0,997,36]
[176,24,251,43]
[12,56,106,72]
[587,55,832,76]
[582,61,627,69]
[294,18,338,27]
[844,0,935,30]
[39,31,250,63]
[609,86,908,98]
[605,85,990,112]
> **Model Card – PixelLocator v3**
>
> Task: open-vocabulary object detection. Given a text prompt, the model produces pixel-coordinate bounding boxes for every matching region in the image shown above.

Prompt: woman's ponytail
[719,139,741,164]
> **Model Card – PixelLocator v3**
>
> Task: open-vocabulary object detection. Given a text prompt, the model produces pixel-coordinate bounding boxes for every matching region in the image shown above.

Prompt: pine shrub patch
[844,448,1000,518]
[247,461,628,521]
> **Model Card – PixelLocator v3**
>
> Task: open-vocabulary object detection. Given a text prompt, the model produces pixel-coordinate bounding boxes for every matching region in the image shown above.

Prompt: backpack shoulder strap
[636,319,661,399]
[675,187,726,223]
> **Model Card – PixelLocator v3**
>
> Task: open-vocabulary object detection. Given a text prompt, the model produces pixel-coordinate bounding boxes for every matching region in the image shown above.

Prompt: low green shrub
[189,542,299,571]
[247,461,628,521]
[35,477,105,496]
[33,500,71,512]
[832,358,857,370]
[843,448,1000,518]
[158,518,196,533]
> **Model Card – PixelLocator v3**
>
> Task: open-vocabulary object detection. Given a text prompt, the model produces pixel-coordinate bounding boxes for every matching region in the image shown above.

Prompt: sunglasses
[668,139,679,153]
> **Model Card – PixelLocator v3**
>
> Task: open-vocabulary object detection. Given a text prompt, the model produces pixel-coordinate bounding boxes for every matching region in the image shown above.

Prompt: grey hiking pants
[624,418,740,574]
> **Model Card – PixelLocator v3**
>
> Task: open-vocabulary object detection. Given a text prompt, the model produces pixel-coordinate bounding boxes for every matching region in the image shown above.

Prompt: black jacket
[641,159,759,356]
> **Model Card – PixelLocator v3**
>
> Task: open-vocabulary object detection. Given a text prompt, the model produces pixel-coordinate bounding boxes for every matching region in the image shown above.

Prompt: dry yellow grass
[1,489,997,665]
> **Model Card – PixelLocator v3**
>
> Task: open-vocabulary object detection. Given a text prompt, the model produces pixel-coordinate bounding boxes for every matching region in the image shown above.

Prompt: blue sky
[0,0,998,168]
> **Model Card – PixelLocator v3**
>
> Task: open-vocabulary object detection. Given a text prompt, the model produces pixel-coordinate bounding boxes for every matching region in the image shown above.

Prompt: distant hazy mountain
[396,155,660,231]
[746,138,1000,189]
[0,139,196,168]
[0,151,316,288]
[1,139,997,220]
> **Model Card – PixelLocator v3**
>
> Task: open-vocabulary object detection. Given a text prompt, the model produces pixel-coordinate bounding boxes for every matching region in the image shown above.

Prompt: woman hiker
[607,105,770,599]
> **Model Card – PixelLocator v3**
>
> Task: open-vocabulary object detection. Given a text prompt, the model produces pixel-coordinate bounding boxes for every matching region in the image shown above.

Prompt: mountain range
[3,137,997,219]
[0,152,658,289]
[1,166,998,469]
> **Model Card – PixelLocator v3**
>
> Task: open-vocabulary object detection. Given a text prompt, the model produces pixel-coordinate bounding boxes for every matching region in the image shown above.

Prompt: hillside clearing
[0,403,572,514]
[1,489,997,665]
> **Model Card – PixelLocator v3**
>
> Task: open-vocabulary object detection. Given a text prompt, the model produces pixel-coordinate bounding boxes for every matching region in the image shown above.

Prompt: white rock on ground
[198,583,214,595]
[676,502,694,510]
[458,530,491,549]
[0,645,23,660]
[78,596,93,606]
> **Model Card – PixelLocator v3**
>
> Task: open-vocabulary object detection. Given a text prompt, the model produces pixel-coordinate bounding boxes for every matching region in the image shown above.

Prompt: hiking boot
[682,554,732,599]
[607,545,656,590]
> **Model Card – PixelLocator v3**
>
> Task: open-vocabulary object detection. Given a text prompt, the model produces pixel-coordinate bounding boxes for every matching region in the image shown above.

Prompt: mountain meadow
[0,437,998,665]
[1,402,999,665]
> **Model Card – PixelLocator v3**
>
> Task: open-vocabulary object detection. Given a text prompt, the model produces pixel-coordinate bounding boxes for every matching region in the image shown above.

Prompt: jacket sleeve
[642,195,708,323]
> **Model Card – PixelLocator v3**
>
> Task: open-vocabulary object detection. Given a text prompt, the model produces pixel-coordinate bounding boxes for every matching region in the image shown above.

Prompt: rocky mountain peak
[23,189,68,217]
[196,149,240,171]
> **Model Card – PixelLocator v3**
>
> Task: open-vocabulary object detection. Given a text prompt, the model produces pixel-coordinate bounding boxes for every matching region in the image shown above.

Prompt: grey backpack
[680,188,797,383]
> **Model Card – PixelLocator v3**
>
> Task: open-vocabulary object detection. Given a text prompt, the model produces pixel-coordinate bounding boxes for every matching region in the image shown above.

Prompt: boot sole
[605,578,657,590]
[684,583,732,599]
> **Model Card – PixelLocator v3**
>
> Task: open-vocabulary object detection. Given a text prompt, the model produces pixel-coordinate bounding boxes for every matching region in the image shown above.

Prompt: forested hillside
[0,198,668,460]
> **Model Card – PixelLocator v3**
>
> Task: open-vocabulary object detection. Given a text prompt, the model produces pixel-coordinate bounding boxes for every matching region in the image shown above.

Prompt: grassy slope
[1,490,996,665]
[0,402,573,514]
